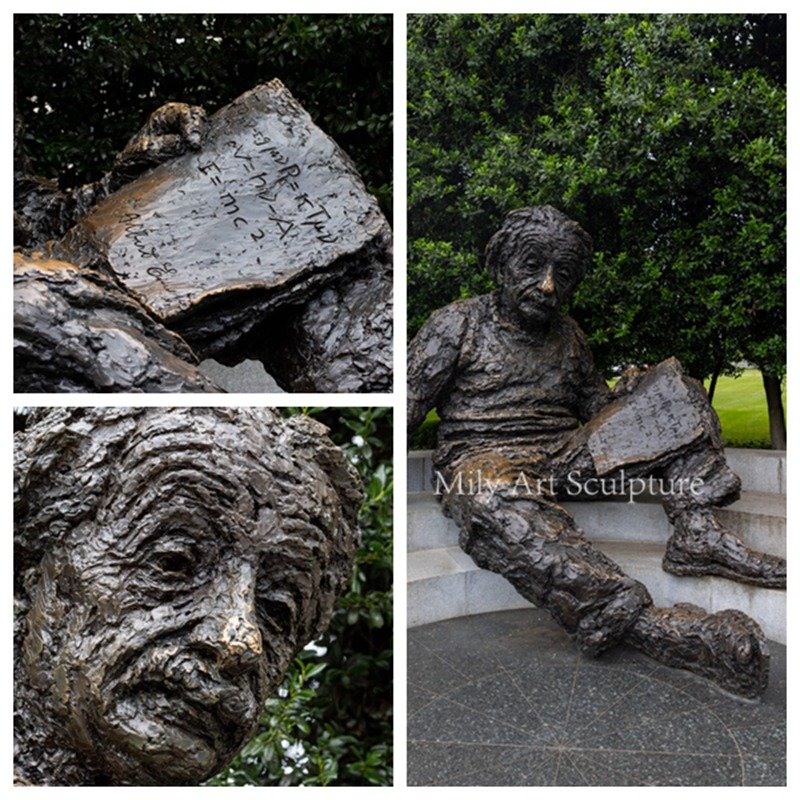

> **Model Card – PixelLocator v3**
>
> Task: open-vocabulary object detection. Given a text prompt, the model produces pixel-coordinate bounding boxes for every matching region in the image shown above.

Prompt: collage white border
[4,2,796,795]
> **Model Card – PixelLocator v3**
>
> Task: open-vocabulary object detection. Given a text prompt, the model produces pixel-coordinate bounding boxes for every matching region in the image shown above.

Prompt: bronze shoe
[663,508,786,589]
[627,603,769,698]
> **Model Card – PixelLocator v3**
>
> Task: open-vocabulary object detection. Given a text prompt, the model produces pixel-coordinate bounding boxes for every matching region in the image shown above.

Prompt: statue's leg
[657,383,786,588]
[441,465,769,697]
[626,604,769,698]
[553,359,786,588]
[443,477,652,657]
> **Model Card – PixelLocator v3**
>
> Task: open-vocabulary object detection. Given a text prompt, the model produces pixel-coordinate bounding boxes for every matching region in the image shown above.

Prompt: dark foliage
[408,14,785,386]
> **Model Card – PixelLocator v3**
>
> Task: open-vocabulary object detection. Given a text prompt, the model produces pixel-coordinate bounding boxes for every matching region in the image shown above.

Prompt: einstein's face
[497,230,585,327]
[24,412,339,785]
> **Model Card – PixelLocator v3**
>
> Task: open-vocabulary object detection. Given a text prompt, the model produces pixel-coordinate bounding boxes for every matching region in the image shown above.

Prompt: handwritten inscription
[587,363,704,475]
[191,130,340,246]
[118,211,178,285]
[99,81,381,318]
[117,131,344,289]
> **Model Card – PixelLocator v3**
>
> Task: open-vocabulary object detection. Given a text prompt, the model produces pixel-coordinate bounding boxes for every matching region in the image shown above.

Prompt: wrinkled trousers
[438,360,740,655]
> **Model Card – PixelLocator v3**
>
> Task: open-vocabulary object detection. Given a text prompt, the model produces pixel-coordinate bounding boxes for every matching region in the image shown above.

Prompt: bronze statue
[15,81,392,393]
[15,103,208,249]
[14,253,218,392]
[14,407,361,785]
[408,205,785,697]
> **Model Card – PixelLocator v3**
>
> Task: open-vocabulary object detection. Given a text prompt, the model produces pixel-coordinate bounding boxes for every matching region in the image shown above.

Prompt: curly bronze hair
[14,407,361,785]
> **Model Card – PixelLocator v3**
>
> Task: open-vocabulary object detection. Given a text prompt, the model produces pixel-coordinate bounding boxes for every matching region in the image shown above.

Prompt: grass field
[707,369,785,449]
[410,369,785,450]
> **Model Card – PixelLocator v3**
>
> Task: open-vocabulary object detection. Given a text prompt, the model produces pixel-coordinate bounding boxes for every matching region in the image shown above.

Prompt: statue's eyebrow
[118,526,183,557]
[111,507,221,560]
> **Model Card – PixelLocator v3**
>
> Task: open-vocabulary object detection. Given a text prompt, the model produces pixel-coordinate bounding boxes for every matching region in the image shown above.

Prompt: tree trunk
[707,364,722,404]
[762,371,786,450]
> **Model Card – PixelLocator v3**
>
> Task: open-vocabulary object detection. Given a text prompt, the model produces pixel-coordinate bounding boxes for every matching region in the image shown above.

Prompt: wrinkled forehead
[86,409,333,555]
[504,221,588,272]
[117,409,283,502]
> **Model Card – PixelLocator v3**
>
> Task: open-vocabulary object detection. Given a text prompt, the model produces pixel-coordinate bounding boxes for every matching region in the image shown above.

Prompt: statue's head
[485,206,593,326]
[14,407,361,785]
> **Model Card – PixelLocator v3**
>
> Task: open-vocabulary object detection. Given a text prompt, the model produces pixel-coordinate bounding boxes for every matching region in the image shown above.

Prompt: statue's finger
[180,106,207,150]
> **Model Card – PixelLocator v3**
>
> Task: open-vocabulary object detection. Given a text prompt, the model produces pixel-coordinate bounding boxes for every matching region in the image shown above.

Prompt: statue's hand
[16,103,209,243]
[613,364,649,395]
[112,102,207,176]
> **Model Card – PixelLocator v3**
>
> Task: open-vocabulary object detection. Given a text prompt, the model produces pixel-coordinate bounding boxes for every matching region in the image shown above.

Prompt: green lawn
[707,369,785,449]
[410,369,785,450]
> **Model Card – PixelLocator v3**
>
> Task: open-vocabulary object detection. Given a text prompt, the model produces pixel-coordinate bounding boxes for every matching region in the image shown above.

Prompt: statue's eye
[154,550,194,577]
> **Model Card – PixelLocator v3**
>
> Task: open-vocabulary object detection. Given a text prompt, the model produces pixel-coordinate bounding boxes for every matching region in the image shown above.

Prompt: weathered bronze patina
[15,80,392,392]
[14,407,361,785]
[408,205,785,697]
[14,253,216,392]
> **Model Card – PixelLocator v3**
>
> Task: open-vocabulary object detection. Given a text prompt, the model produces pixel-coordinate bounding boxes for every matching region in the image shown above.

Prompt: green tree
[408,14,785,446]
[208,407,392,786]
[14,14,392,217]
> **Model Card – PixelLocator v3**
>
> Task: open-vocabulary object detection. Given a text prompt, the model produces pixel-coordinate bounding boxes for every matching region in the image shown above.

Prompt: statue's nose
[196,563,263,675]
[215,613,263,674]
[539,264,556,296]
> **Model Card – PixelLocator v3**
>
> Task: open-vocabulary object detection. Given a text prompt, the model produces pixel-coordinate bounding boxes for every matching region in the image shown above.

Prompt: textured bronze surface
[408,205,784,697]
[14,103,207,250]
[14,253,217,393]
[15,81,392,392]
[62,81,390,334]
[14,407,361,785]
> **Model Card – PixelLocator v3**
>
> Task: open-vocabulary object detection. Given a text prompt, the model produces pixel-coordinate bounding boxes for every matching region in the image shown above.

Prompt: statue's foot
[626,603,769,698]
[663,508,786,589]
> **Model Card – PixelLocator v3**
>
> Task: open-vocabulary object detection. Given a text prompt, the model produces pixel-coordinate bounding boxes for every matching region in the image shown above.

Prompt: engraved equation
[193,127,340,249]
[587,362,704,475]
[101,85,377,317]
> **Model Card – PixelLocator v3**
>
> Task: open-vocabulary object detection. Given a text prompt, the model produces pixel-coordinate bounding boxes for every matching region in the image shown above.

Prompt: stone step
[408,491,786,557]
[408,447,786,496]
[571,491,785,555]
[407,547,532,628]
[407,493,460,551]
[725,448,786,495]
[407,450,435,493]
[407,543,786,644]
[600,540,786,644]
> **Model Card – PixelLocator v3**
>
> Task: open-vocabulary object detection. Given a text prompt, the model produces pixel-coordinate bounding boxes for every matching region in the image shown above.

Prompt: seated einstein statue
[14,407,361,785]
[408,205,785,698]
